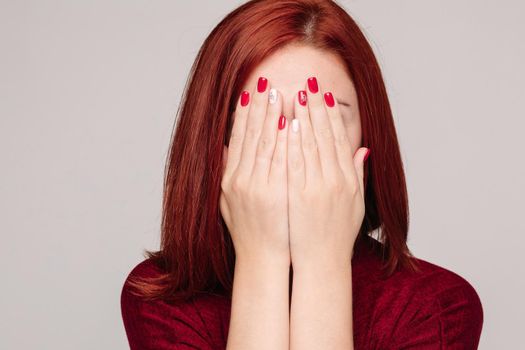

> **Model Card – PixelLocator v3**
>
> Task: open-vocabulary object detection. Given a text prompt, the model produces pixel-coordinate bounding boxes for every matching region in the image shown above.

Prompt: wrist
[236,250,290,269]
[291,252,352,275]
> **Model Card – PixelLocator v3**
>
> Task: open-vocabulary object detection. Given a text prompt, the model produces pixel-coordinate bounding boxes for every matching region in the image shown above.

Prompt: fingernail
[364,148,371,162]
[324,92,335,107]
[269,88,278,104]
[278,115,286,130]
[292,118,299,133]
[307,77,318,94]
[298,90,307,106]
[240,91,250,106]
[257,77,268,93]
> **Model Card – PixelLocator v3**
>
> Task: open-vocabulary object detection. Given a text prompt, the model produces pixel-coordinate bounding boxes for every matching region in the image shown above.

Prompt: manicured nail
[257,77,268,93]
[307,77,318,93]
[364,148,371,162]
[278,115,286,130]
[269,88,278,104]
[240,91,250,106]
[324,92,335,107]
[298,90,307,106]
[292,118,299,133]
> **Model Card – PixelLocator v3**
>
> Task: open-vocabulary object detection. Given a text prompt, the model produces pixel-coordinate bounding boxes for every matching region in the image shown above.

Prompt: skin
[220,43,368,350]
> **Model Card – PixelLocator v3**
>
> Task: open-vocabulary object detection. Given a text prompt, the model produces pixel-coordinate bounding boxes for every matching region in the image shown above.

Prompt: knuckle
[247,185,266,204]
[255,146,272,163]
[289,154,303,171]
[318,126,334,140]
[246,126,259,139]
[255,153,271,166]
[349,180,361,196]
[276,131,286,144]
[327,175,346,193]
[302,137,318,152]
[334,132,349,147]
[272,152,284,167]
[230,176,245,193]
[329,181,345,194]
[258,135,273,152]
[220,178,229,192]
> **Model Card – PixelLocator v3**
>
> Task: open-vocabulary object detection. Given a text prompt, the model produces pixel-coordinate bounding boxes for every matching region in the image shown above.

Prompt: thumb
[220,145,229,222]
[353,147,370,197]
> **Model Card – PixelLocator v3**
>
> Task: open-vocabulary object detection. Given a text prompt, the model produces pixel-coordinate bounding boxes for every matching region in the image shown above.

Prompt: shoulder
[123,257,161,282]
[352,236,484,348]
[408,256,483,306]
[394,257,484,348]
[120,258,165,310]
[354,235,483,313]
[405,256,484,326]
[120,258,231,349]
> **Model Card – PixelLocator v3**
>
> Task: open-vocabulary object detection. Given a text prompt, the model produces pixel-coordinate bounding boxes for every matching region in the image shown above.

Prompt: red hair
[126,0,419,303]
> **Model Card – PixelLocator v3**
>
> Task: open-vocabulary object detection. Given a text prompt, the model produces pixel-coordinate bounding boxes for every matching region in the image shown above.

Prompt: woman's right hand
[220,77,290,263]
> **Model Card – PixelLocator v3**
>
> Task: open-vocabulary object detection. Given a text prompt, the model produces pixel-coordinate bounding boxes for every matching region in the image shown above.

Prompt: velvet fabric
[121,235,483,349]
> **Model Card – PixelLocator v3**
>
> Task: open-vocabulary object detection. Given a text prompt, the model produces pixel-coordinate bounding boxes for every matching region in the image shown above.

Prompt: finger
[253,87,282,184]
[323,91,356,182]
[305,77,340,180]
[223,90,250,179]
[294,89,321,185]
[237,76,270,177]
[268,111,289,185]
[287,115,305,190]
[353,147,370,198]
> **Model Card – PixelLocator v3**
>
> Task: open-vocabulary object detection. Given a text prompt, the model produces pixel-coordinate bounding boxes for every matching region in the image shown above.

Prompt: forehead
[243,43,354,98]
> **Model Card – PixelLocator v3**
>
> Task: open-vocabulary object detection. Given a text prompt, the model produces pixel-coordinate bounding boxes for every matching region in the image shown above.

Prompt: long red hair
[125,0,419,303]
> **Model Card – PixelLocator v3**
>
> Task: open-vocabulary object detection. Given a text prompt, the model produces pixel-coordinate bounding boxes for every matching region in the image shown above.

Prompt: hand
[287,77,369,269]
[220,77,290,263]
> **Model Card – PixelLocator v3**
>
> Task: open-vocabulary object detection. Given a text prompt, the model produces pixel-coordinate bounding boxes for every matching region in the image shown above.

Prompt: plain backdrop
[1,1,523,349]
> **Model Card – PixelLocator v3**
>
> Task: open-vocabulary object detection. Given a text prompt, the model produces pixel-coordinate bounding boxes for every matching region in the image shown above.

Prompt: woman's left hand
[287,77,369,269]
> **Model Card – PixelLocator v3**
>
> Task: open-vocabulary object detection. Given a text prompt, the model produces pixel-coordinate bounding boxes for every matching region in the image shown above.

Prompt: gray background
[1,1,523,348]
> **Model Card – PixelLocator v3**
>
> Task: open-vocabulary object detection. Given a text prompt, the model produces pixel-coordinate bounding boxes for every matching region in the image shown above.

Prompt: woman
[120,0,483,349]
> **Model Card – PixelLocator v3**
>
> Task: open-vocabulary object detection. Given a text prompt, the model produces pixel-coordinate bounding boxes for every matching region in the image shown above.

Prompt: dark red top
[121,235,483,349]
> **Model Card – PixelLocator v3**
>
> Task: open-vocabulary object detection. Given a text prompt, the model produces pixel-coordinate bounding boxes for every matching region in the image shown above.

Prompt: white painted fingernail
[269,88,278,104]
[292,118,299,133]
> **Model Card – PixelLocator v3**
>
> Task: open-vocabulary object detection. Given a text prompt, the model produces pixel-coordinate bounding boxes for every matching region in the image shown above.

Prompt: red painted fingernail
[307,77,318,93]
[324,92,335,107]
[298,90,307,106]
[278,115,286,130]
[257,77,268,93]
[240,91,250,106]
[364,148,371,162]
